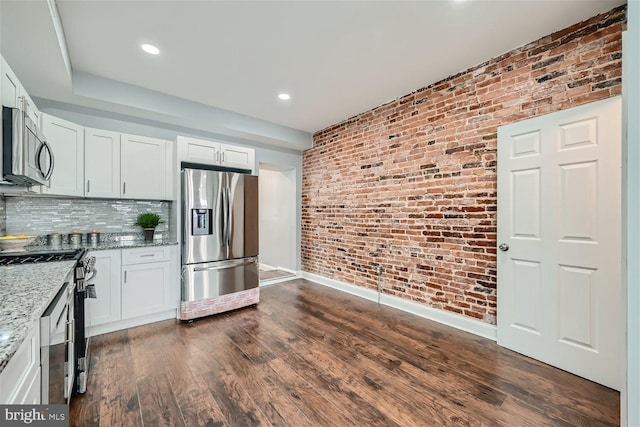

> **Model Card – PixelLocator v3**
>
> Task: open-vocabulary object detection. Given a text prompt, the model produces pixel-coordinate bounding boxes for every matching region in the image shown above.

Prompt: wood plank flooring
[70,279,620,426]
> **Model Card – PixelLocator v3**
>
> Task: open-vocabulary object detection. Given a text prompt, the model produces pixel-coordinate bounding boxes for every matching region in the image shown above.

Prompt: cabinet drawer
[122,246,171,265]
[0,320,39,403]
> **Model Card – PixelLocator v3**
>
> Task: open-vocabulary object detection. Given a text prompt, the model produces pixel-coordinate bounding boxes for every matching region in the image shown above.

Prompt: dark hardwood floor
[70,279,619,426]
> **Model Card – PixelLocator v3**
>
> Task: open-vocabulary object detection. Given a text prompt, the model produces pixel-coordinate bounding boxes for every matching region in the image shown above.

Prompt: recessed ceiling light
[278,93,291,101]
[141,44,160,55]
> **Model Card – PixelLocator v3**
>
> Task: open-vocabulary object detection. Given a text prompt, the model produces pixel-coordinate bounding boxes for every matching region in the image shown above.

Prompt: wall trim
[301,271,497,341]
[260,274,299,287]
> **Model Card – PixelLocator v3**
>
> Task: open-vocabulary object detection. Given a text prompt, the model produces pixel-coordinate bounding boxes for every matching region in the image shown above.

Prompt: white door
[120,134,168,200]
[41,114,85,197]
[121,261,171,319]
[85,128,121,198]
[86,250,122,328]
[497,96,622,390]
[220,143,255,172]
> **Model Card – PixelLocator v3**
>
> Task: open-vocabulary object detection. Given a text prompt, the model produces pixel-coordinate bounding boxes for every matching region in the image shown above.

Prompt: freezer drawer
[182,257,258,302]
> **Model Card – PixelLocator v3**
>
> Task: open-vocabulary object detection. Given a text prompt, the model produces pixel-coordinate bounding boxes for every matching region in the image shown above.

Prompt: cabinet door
[178,136,220,165]
[86,250,122,327]
[121,261,171,319]
[220,143,255,172]
[1,57,21,109]
[85,128,121,198]
[121,134,169,200]
[0,319,39,404]
[22,92,40,125]
[41,114,84,197]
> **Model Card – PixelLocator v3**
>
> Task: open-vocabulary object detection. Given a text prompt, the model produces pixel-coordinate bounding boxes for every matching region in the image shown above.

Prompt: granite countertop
[25,239,178,253]
[0,260,76,375]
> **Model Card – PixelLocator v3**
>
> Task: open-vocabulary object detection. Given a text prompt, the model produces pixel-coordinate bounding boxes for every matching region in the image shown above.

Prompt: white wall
[624,1,640,425]
[259,166,297,271]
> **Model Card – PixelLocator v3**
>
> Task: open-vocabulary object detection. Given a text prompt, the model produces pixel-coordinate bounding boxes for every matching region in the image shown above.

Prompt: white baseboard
[277,266,297,275]
[87,309,177,338]
[260,274,299,286]
[301,271,379,302]
[300,271,497,341]
[260,263,297,275]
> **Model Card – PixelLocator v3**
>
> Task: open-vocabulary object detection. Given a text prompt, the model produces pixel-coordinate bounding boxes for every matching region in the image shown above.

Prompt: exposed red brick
[302,5,626,325]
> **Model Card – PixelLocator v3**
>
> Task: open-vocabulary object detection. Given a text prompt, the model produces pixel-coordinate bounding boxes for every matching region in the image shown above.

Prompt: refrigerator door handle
[222,186,229,253]
[193,259,255,272]
[226,187,232,246]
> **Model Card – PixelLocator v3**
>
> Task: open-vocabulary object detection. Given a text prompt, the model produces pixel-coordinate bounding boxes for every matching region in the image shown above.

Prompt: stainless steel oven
[40,278,75,405]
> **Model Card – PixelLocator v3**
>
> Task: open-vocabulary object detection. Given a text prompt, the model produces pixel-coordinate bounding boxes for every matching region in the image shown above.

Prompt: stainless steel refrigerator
[180,167,259,320]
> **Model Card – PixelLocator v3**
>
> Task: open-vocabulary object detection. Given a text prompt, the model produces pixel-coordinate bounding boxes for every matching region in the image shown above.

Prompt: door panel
[559,161,597,241]
[497,96,621,390]
[511,259,541,333]
[557,265,596,349]
[511,169,541,238]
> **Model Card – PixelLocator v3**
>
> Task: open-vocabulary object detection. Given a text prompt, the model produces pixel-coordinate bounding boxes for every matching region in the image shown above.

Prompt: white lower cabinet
[87,247,177,336]
[87,250,122,327]
[0,319,40,404]
[122,261,171,319]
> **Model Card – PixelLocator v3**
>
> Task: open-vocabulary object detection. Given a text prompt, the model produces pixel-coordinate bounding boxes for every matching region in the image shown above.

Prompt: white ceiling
[0,0,626,150]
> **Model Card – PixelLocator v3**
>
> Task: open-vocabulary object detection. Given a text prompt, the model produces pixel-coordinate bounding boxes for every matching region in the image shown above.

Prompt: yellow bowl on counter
[0,235,35,252]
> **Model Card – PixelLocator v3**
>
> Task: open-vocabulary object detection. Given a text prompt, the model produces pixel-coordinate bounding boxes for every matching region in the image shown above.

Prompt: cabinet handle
[221,152,225,163]
[87,180,90,193]
[216,151,220,163]
[140,254,155,258]
[123,182,126,195]
[124,271,127,283]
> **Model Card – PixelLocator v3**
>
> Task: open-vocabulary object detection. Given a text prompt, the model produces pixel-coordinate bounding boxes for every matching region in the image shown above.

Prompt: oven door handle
[86,267,98,284]
[36,140,55,180]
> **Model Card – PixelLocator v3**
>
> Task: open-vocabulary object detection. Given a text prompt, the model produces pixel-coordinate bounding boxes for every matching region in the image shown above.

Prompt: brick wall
[301,5,625,324]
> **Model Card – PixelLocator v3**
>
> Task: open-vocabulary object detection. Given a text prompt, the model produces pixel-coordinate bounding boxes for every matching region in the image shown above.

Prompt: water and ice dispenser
[191,209,213,236]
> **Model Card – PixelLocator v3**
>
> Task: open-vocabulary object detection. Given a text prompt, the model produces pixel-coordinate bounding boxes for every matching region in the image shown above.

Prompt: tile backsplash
[4,196,170,236]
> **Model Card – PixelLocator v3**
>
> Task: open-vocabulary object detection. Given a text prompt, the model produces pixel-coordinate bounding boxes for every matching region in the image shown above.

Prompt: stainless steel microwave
[1,97,54,186]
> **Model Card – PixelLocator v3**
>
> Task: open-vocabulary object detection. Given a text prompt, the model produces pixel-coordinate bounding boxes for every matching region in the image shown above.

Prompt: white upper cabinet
[179,136,220,165]
[121,134,171,200]
[1,58,40,124]
[84,128,121,198]
[1,57,20,109]
[41,114,85,197]
[220,143,255,171]
[177,136,255,173]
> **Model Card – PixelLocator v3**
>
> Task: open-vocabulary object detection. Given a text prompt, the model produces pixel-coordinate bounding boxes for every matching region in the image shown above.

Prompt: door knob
[499,243,509,251]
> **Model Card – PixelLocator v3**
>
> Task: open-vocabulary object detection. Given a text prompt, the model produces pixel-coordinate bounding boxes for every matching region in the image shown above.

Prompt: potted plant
[135,212,164,242]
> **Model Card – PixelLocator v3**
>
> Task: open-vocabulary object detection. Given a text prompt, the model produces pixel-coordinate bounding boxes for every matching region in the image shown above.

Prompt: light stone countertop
[0,260,76,374]
[27,239,178,253]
